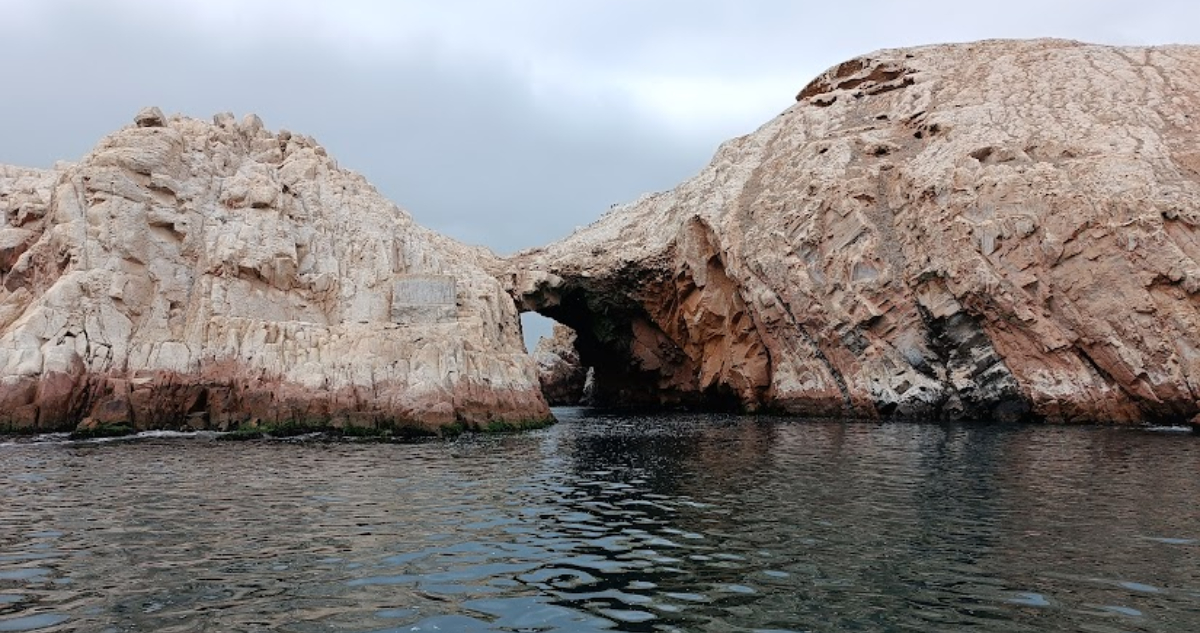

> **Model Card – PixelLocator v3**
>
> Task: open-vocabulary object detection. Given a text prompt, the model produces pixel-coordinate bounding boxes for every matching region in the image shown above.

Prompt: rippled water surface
[2,410,1200,632]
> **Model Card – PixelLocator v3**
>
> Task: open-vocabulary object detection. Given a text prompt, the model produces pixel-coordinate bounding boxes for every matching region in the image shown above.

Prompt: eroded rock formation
[531,323,587,405]
[0,111,550,432]
[6,39,1200,430]
[506,39,1200,423]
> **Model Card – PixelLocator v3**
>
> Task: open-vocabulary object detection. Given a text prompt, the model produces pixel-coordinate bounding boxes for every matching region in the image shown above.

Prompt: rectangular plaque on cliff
[391,275,457,324]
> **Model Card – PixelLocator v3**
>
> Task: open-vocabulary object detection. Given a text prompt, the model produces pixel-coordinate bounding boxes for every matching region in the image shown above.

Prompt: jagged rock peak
[134,106,167,128]
[506,39,1200,424]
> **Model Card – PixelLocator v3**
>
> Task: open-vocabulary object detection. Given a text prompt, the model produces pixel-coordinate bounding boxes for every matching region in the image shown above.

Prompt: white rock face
[507,39,1200,423]
[0,112,549,431]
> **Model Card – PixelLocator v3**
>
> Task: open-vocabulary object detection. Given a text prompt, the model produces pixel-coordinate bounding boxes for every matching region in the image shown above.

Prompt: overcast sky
[2,0,1195,257]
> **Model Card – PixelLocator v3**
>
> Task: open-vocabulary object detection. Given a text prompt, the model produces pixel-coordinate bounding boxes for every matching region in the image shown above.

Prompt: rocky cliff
[6,39,1199,430]
[506,39,1200,424]
[0,109,550,432]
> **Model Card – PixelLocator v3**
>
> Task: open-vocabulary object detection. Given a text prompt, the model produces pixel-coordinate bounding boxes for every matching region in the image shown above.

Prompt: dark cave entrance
[516,281,743,411]
[521,312,589,406]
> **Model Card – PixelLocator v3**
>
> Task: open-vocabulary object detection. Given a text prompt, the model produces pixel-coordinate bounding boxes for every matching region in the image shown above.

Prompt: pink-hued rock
[506,39,1200,423]
[0,111,550,432]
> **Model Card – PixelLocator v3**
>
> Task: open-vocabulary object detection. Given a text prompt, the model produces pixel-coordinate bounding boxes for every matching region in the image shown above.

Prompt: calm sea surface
[1,408,1199,632]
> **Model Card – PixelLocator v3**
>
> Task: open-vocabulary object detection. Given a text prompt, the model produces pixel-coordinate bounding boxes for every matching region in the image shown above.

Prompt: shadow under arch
[512,258,752,412]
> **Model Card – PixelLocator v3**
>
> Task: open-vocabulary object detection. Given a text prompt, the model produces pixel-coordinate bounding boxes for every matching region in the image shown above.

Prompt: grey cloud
[5,2,1195,251]
[0,2,717,255]
[417,1,1199,86]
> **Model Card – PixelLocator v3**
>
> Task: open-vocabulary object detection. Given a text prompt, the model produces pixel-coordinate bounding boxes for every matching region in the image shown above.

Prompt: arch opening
[516,277,756,412]
[509,217,774,413]
[523,313,588,406]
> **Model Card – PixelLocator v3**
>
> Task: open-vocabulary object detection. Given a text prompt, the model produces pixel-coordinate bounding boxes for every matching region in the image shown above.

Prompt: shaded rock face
[0,112,549,432]
[531,323,586,405]
[506,39,1200,423]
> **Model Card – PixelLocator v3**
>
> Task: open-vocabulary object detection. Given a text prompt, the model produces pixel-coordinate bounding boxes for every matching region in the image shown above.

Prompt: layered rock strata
[506,39,1200,423]
[0,109,550,432]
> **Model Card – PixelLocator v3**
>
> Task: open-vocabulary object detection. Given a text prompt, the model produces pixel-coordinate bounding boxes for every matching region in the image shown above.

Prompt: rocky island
[0,108,549,433]
[509,38,1200,425]
[3,39,1200,432]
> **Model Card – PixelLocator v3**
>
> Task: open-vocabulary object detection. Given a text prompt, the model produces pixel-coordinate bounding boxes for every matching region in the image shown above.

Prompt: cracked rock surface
[506,39,1200,423]
[0,112,549,432]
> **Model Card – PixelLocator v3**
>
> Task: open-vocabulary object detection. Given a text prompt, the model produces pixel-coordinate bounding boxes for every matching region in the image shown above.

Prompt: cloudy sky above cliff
[0,0,1194,255]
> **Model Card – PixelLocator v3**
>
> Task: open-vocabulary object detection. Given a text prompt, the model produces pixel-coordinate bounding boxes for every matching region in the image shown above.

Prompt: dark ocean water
[1,408,1199,632]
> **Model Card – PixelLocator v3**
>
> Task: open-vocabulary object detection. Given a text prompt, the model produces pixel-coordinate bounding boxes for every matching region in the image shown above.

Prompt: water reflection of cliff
[992,427,1200,628]
[5,416,1197,632]
[550,414,1200,631]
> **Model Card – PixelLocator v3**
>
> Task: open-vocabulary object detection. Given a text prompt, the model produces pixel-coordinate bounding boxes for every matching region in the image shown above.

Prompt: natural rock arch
[6,39,1200,432]
[506,215,773,411]
[502,39,1200,425]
